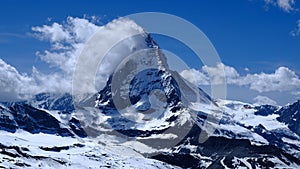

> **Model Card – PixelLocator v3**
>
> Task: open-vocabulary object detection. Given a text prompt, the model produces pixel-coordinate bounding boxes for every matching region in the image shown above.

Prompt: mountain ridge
[0,34,299,168]
[0,89,300,168]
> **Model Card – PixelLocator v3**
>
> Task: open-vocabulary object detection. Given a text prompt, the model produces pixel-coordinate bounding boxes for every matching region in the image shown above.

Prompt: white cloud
[0,16,147,101]
[264,0,299,36]
[292,91,300,95]
[180,69,209,85]
[253,95,278,105]
[0,59,36,101]
[32,22,70,43]
[264,0,296,12]
[241,67,300,92]
[33,17,100,74]
[277,0,296,12]
[0,58,73,101]
[179,63,241,86]
[202,63,240,85]
[293,91,300,100]
[1,15,299,106]
[34,17,146,94]
[31,67,72,94]
[180,63,300,93]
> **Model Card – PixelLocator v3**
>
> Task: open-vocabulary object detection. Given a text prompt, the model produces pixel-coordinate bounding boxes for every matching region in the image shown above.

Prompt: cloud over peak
[0,16,146,101]
[0,15,299,106]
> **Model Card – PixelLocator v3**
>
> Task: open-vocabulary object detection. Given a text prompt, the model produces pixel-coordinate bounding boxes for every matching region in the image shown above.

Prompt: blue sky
[0,0,300,105]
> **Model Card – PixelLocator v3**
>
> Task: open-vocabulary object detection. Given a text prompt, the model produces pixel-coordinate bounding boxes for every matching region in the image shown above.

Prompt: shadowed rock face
[253,101,300,137]
[277,100,300,136]
[0,34,299,168]
[152,124,300,168]
[1,81,300,168]
[0,102,86,137]
[94,59,300,168]
[30,93,75,113]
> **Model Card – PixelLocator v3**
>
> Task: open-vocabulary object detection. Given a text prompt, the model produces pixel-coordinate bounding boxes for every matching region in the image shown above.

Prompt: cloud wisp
[264,0,300,36]
[291,20,300,36]
[253,95,278,106]
[264,0,296,12]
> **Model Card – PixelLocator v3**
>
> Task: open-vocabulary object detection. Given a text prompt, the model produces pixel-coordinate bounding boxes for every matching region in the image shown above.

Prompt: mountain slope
[0,33,299,168]
[0,130,177,169]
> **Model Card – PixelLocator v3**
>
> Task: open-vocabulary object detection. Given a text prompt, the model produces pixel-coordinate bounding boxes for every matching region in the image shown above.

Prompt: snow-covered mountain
[1,96,300,168]
[1,87,300,168]
[0,34,300,168]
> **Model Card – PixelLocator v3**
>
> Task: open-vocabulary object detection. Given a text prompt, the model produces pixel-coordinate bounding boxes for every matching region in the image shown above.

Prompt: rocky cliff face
[0,34,299,168]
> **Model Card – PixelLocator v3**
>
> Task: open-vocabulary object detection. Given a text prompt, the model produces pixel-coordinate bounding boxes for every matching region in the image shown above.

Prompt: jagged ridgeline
[0,25,299,169]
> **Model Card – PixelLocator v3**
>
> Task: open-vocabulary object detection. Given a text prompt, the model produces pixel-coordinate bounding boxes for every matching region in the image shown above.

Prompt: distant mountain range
[0,35,299,169]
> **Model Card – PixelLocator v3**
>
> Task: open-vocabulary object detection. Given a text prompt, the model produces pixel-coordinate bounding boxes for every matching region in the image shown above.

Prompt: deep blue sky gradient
[0,0,299,77]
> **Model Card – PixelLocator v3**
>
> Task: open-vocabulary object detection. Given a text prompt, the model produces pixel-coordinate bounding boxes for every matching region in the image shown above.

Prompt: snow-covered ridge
[0,17,300,168]
[1,91,300,168]
[0,130,177,169]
